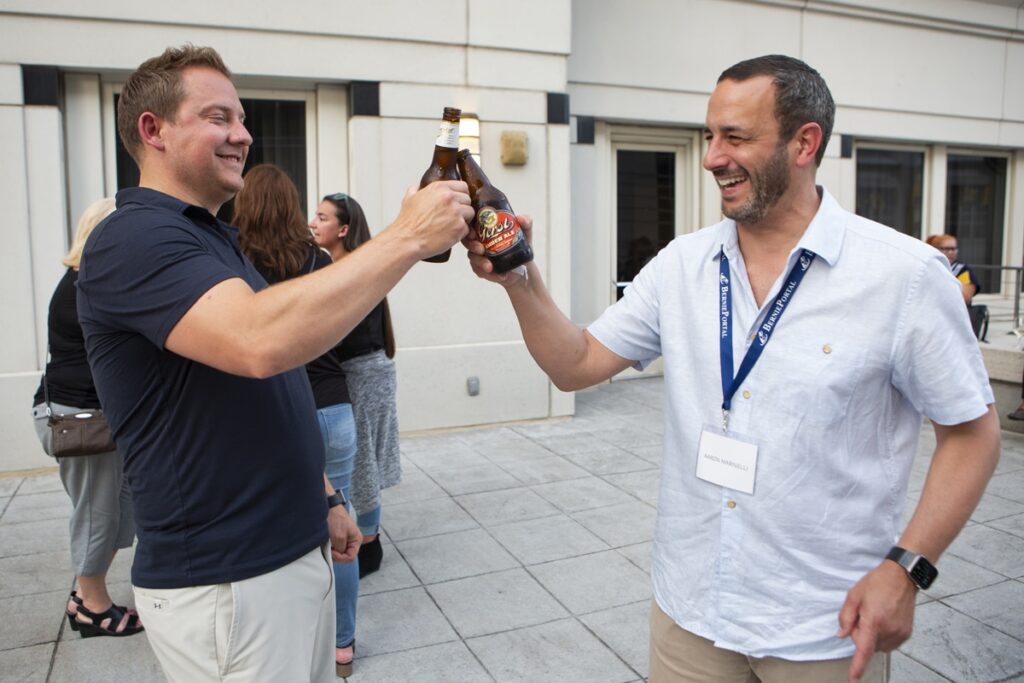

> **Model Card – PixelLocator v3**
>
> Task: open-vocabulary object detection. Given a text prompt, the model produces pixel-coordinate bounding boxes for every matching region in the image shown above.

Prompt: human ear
[138,112,166,152]
[793,122,823,168]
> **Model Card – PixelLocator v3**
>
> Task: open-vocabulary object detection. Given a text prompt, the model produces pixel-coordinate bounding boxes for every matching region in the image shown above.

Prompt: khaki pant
[134,544,335,683]
[649,600,889,683]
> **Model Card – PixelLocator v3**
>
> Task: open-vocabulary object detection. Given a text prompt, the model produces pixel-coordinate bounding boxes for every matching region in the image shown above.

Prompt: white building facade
[1,0,1022,471]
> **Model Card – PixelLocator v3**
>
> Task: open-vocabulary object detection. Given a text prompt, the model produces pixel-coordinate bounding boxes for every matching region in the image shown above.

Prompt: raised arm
[464,216,633,391]
[166,181,473,377]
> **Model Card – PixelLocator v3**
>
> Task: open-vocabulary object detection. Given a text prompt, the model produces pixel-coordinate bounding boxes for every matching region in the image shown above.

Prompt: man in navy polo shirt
[77,45,473,682]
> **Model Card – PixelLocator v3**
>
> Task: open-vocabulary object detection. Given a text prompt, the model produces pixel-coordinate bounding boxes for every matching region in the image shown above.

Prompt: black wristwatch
[327,489,347,509]
[886,546,938,590]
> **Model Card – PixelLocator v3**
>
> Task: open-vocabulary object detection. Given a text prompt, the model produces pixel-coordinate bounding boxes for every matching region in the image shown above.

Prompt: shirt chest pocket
[752,335,868,431]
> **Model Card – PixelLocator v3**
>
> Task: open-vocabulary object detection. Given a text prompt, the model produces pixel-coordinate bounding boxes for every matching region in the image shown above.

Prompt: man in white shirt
[464,55,999,683]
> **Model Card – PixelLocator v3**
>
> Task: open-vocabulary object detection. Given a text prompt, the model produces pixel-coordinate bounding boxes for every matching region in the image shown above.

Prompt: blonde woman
[30,198,143,638]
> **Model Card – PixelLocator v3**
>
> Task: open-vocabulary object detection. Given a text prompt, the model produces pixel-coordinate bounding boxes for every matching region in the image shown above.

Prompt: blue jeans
[317,403,359,647]
[357,505,381,537]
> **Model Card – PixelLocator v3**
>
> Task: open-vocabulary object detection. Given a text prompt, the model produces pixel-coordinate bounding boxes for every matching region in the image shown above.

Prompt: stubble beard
[722,142,791,225]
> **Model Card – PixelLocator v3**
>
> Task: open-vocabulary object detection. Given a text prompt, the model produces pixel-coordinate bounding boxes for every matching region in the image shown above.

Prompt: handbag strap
[42,347,53,418]
[307,244,318,274]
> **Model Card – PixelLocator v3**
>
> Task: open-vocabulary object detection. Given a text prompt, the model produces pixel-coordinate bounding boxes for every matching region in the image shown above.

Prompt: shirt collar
[116,186,232,235]
[714,186,846,267]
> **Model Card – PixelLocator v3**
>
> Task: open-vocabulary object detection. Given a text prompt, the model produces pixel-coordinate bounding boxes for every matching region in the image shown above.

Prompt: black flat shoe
[358,537,383,578]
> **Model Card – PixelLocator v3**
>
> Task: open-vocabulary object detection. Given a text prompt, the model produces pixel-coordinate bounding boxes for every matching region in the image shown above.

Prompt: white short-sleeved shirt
[588,187,993,660]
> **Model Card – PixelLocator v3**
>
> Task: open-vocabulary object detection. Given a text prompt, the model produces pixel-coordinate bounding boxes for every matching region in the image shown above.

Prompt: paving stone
[943,579,1024,640]
[0,517,68,558]
[531,433,616,456]
[579,600,650,678]
[562,447,655,476]
[532,477,635,513]
[455,486,560,527]
[947,524,1024,578]
[355,586,458,657]
[588,426,664,450]
[427,568,567,638]
[468,617,635,683]
[0,550,72,599]
[968,493,1024,523]
[529,550,650,615]
[401,433,477,455]
[351,641,491,683]
[398,528,518,584]
[380,469,448,506]
[571,500,657,548]
[617,541,653,574]
[358,535,420,596]
[988,512,1024,539]
[428,463,521,496]
[498,455,590,486]
[489,514,608,566]
[889,651,951,682]
[18,474,63,495]
[403,445,491,472]
[0,478,22,496]
[924,553,1006,600]
[602,469,661,505]
[985,469,1024,504]
[0,589,66,650]
[51,628,165,681]
[383,496,478,541]
[900,601,1024,682]
[993,448,1024,476]
[477,439,559,463]
[1,490,71,524]
[630,444,663,465]
[0,643,53,683]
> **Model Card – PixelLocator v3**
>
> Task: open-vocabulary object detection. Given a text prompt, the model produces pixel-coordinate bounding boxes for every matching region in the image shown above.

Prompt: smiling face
[309,200,347,253]
[159,66,252,213]
[703,76,795,226]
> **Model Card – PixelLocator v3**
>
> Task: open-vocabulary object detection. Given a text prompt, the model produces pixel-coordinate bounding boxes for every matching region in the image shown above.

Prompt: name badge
[696,428,758,494]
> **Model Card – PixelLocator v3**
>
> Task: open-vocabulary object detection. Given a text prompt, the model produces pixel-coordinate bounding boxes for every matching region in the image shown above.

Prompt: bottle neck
[435,120,460,149]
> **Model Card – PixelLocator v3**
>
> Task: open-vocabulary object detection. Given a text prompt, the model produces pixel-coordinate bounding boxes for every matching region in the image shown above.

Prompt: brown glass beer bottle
[419,107,462,263]
[456,149,533,274]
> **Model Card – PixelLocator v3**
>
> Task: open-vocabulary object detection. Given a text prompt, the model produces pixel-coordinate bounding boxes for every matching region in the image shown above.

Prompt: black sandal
[67,592,144,638]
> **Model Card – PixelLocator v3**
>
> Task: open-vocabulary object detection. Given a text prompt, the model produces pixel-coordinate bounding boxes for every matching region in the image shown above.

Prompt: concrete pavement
[2,376,1024,682]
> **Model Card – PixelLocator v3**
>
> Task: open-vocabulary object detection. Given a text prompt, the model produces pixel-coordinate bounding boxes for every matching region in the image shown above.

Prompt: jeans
[357,505,381,537]
[317,403,359,647]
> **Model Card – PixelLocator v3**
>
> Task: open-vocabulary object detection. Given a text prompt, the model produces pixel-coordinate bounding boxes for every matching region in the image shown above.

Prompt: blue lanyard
[719,248,816,424]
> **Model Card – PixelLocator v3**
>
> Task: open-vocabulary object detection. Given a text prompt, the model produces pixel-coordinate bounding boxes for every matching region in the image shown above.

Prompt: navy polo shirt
[77,187,328,589]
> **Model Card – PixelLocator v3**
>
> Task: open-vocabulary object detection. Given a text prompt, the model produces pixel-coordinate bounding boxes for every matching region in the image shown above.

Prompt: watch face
[908,557,938,589]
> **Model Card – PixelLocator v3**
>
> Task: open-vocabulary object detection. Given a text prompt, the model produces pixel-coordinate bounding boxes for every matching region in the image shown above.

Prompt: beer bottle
[456,149,533,274]
[419,107,462,263]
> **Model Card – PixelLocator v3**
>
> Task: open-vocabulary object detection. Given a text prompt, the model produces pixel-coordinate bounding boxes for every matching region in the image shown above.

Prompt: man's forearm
[898,406,1000,560]
[506,261,630,391]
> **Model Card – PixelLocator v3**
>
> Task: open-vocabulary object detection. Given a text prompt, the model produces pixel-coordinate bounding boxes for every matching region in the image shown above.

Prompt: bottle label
[476,207,522,255]
[435,122,459,148]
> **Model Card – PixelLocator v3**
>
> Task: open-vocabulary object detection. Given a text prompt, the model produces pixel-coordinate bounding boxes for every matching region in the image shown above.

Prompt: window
[945,154,1007,293]
[855,148,924,237]
[113,96,307,221]
[616,150,675,299]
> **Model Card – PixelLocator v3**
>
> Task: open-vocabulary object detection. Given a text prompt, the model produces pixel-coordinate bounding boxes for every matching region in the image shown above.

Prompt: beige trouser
[650,599,889,683]
[133,544,335,683]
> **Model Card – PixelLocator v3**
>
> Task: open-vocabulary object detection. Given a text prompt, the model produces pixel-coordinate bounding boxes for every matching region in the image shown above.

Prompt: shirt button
[742,390,751,400]
[727,500,737,509]
[823,344,832,354]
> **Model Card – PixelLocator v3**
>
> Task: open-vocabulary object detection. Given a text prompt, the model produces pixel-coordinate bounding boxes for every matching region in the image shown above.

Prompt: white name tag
[696,428,758,494]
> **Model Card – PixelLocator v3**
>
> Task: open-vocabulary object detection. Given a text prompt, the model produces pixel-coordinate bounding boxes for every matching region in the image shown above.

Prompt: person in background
[234,164,361,678]
[311,192,402,577]
[31,197,143,638]
[926,234,980,305]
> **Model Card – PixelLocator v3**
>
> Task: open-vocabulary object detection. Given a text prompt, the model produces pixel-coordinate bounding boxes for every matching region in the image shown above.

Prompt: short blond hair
[64,198,116,269]
[117,44,231,164]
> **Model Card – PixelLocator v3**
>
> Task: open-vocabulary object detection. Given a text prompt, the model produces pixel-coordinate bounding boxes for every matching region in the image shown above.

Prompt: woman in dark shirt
[31,197,143,638]
[310,192,401,577]
[234,165,359,677]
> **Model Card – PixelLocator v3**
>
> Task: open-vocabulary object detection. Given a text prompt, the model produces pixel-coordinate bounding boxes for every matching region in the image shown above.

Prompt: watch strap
[327,489,347,509]
[886,545,938,590]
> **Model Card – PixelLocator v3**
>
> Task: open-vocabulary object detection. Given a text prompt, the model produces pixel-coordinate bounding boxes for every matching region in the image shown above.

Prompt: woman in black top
[31,197,143,638]
[310,192,401,577]
[234,164,359,677]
